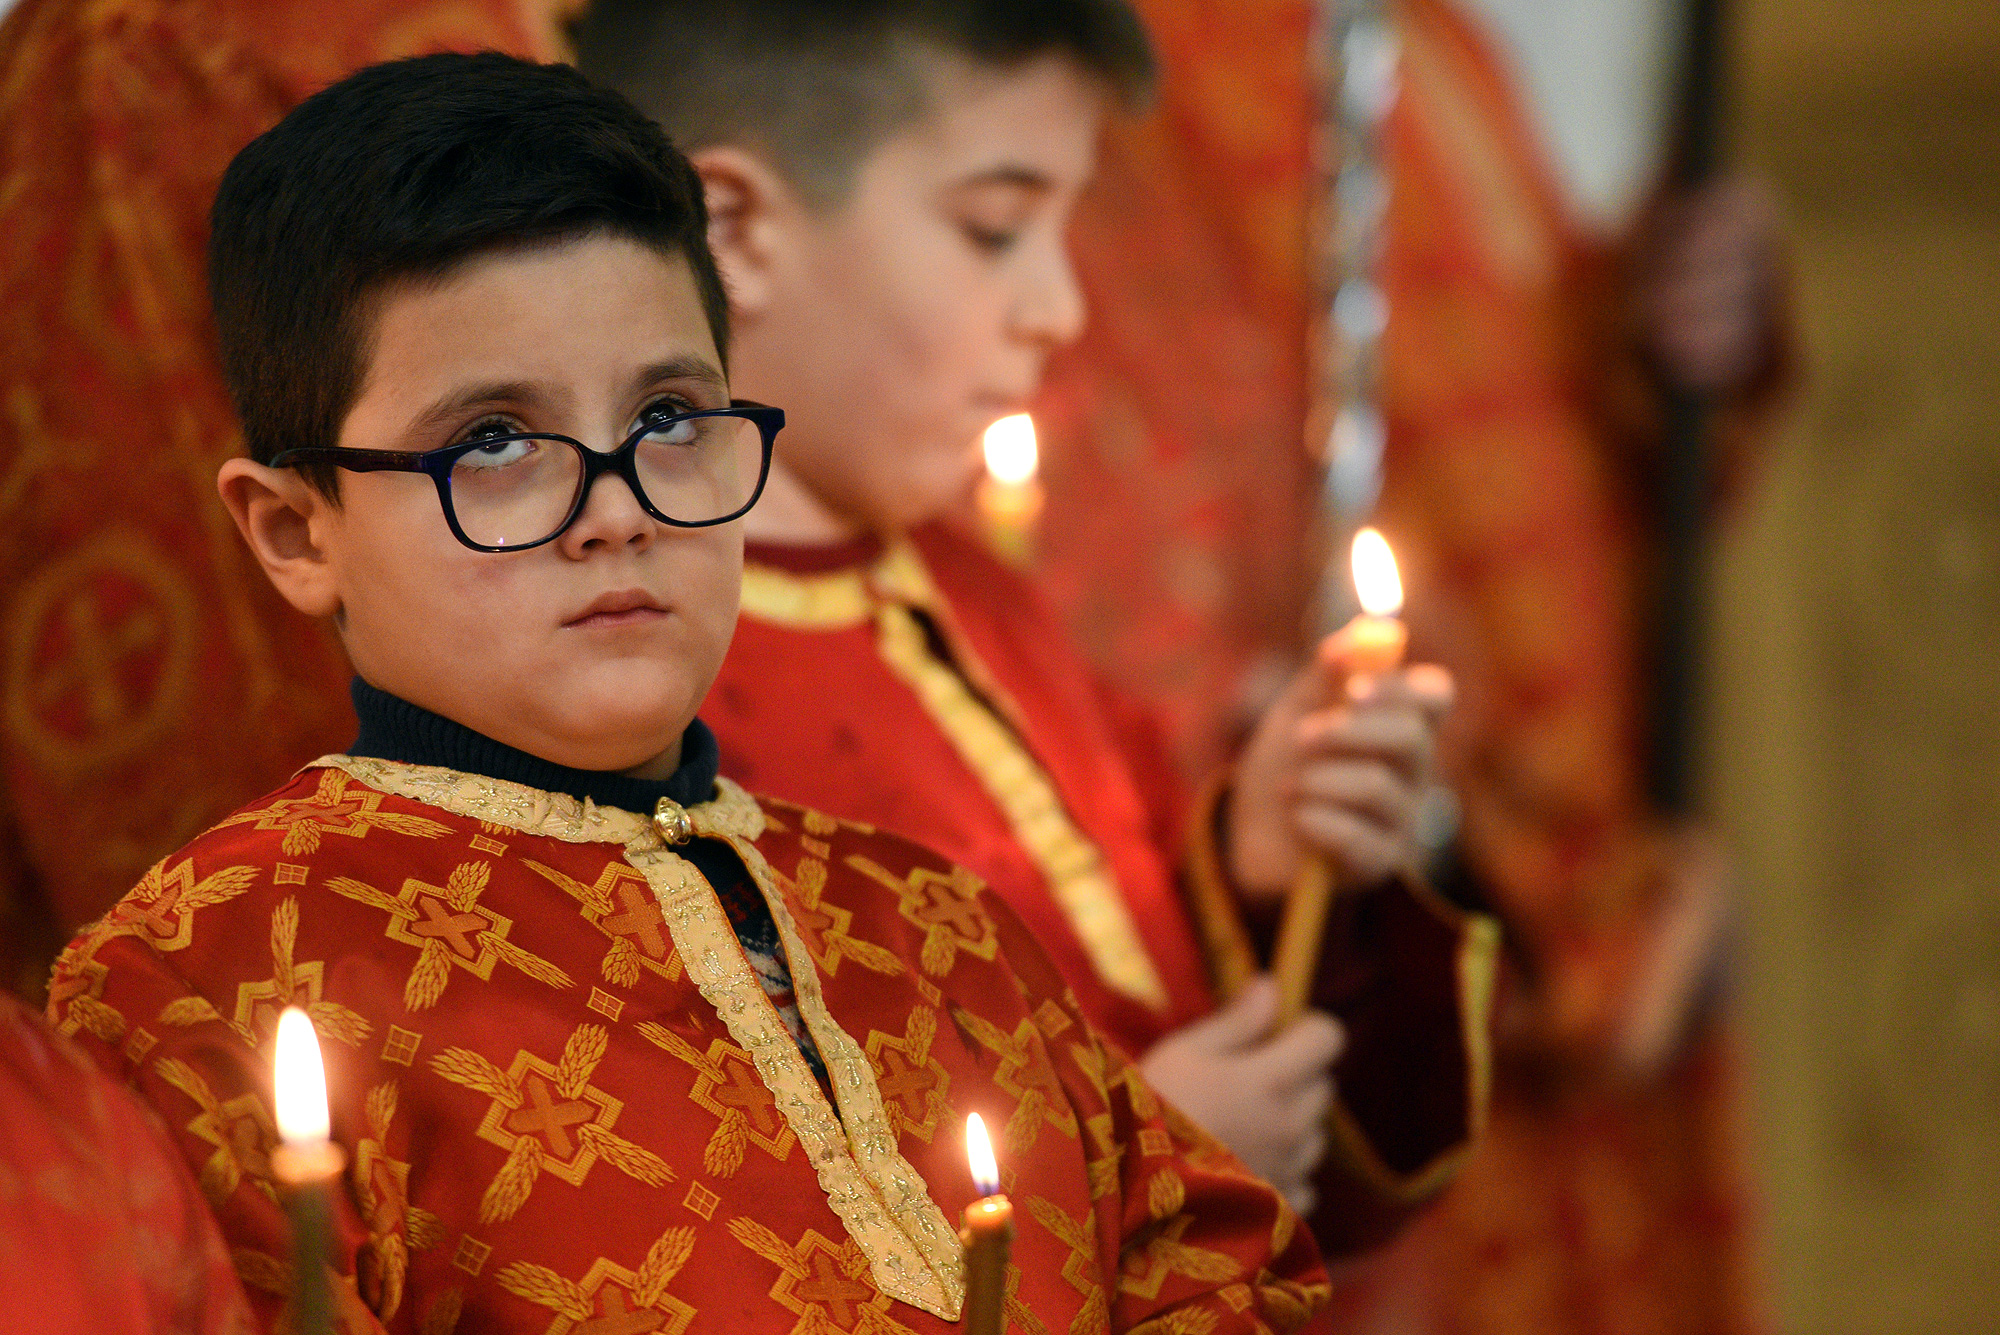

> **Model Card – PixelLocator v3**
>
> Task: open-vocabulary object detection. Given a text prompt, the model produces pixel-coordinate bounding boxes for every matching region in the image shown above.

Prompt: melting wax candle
[975,414,1045,564]
[1272,529,1407,1025]
[271,1006,346,1335]
[959,1113,1014,1335]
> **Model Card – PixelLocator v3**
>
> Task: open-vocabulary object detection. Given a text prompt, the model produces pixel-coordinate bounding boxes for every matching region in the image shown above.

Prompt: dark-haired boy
[50,52,1327,1334]
[574,0,1494,1249]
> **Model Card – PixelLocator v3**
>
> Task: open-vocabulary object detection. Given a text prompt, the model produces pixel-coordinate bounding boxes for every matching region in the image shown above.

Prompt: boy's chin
[789,441,982,535]
[508,691,705,776]
[852,470,979,534]
[562,713,696,773]
[521,731,691,778]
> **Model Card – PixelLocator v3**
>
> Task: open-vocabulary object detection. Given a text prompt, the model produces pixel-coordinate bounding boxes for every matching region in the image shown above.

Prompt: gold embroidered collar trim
[309,755,964,1318]
[739,538,939,629]
[738,542,1171,1012]
[310,754,766,845]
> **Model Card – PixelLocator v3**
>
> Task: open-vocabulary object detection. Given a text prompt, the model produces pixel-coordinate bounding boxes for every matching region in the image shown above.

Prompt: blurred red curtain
[1033,1,1764,1332]
[0,0,576,995]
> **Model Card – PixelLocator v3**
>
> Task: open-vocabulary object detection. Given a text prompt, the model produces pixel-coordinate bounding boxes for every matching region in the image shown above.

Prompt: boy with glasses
[51,52,1327,1335]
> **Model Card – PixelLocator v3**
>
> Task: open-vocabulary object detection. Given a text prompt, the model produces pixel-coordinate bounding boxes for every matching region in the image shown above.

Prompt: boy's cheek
[665,530,743,600]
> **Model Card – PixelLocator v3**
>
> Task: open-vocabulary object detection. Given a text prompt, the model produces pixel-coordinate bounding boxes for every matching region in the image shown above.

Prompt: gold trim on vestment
[715,831,966,1308]
[1321,894,1501,1206]
[311,756,964,1319]
[1459,911,1499,1140]
[739,562,874,629]
[1177,769,1263,1001]
[308,755,765,846]
[739,543,1171,1012]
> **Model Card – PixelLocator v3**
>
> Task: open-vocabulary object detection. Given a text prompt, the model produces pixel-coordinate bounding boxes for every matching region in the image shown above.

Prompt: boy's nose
[1013,244,1087,349]
[557,471,655,555]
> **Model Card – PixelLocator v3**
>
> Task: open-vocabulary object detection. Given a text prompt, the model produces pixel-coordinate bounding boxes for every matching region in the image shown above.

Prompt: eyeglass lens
[445,414,762,549]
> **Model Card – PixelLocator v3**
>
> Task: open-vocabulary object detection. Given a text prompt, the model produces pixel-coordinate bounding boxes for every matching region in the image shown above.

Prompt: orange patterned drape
[0,0,575,995]
[1035,1,1763,1333]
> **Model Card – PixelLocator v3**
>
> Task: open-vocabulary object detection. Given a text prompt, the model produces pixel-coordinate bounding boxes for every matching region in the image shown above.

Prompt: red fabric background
[0,0,575,995]
[1031,0,1323,782]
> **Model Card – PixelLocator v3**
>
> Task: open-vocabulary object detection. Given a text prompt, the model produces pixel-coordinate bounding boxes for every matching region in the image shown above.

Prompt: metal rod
[1645,0,1730,816]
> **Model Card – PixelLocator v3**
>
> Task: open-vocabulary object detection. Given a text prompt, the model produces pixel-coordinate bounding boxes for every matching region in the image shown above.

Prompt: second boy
[575,0,1496,1248]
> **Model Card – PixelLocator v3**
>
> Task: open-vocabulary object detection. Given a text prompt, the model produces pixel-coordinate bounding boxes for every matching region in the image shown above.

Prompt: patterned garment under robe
[0,992,254,1333]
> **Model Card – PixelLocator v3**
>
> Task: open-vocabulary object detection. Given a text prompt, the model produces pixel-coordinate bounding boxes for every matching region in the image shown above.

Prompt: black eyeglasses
[270,402,783,553]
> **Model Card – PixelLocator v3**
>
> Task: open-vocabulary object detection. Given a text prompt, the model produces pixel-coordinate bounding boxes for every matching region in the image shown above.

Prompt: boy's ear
[689,145,797,320]
[216,458,343,619]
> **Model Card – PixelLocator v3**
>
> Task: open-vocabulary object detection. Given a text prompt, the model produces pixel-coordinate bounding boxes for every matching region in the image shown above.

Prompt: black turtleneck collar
[348,678,719,814]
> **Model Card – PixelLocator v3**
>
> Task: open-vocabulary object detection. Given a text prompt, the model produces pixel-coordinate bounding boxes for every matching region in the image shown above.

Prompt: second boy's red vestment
[709,524,1497,1255]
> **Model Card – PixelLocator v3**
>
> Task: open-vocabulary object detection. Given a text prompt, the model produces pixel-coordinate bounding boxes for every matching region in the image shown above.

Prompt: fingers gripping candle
[272,1006,346,1335]
[960,1114,1014,1335]
[1272,529,1406,1026]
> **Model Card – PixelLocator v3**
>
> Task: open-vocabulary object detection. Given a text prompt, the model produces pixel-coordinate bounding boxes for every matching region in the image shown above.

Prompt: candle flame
[982,414,1038,486]
[274,1006,331,1147]
[1350,527,1403,617]
[965,1113,1000,1197]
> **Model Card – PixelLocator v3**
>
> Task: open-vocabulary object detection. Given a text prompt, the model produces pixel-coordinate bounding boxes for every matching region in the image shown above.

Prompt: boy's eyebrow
[411,381,547,434]
[955,165,1053,192]
[407,357,729,436]
[632,356,728,397]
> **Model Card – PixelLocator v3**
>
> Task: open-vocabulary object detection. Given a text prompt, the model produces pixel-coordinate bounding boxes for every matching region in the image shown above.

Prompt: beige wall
[1717,2,2000,1331]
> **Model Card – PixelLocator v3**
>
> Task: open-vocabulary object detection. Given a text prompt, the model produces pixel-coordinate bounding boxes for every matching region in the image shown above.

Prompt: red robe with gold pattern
[710,527,1496,1258]
[0,992,255,1334]
[51,757,1328,1335]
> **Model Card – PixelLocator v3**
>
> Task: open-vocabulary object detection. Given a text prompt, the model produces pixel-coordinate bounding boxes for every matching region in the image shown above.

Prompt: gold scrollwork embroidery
[309,756,962,1320]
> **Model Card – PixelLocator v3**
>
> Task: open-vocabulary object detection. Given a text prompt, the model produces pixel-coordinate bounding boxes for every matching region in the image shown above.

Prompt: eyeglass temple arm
[269,446,429,473]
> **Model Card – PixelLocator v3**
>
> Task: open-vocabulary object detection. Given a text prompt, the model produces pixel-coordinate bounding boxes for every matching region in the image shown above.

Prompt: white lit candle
[959,1113,1014,1335]
[274,1007,331,1149]
[975,414,1045,562]
[272,1006,344,1335]
[1271,530,1408,1026]
[1340,526,1407,677]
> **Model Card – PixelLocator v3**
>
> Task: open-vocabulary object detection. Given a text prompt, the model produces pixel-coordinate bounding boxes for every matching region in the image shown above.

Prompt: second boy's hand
[1138,977,1343,1214]
[1153,640,1452,1211]
[1228,643,1457,901]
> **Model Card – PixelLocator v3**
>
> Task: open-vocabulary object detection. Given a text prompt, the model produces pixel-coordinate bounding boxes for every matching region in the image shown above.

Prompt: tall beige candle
[1273,528,1406,1025]
[959,1113,1014,1335]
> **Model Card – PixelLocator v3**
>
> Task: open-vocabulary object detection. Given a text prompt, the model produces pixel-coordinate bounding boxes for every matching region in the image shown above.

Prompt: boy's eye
[949,181,1040,256]
[460,416,523,443]
[961,223,1021,255]
[637,399,700,445]
[456,436,541,470]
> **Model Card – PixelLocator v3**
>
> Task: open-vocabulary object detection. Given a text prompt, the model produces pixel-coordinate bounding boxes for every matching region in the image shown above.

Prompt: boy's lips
[565,589,669,629]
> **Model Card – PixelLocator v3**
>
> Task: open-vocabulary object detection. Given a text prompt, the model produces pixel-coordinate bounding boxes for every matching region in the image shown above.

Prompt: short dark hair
[209,51,730,492]
[571,0,1155,208]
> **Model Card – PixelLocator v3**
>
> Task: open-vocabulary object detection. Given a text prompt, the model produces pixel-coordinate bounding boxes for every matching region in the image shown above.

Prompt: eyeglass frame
[267,401,784,553]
